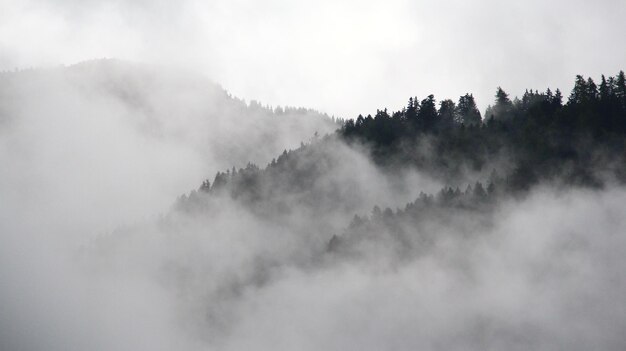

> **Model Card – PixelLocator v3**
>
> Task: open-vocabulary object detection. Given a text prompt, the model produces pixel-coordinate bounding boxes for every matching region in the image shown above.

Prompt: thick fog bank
[3,183,625,350]
[0,60,337,235]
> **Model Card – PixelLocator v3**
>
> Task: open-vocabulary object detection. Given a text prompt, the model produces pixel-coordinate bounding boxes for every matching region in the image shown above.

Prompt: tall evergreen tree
[586,77,598,102]
[493,87,513,120]
[569,75,588,105]
[553,89,563,106]
[599,75,611,101]
[418,95,438,131]
[406,97,418,122]
[455,94,482,125]
[438,99,456,130]
[616,70,626,107]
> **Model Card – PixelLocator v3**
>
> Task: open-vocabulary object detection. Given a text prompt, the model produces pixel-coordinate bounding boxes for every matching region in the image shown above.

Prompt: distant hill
[0,59,340,170]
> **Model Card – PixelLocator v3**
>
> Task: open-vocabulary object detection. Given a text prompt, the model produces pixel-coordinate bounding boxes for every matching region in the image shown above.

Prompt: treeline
[342,71,626,139]
[178,71,626,216]
[172,71,626,259]
[340,71,626,188]
[176,135,344,214]
[327,176,505,256]
[242,99,344,124]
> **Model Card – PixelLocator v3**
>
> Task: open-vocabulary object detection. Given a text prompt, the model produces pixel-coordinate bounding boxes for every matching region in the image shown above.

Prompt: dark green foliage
[493,87,513,120]
[178,71,626,244]
[437,99,456,130]
[328,179,504,255]
[339,71,626,188]
[418,94,438,131]
[456,94,482,126]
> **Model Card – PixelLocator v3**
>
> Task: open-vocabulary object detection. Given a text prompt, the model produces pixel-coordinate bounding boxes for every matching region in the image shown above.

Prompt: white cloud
[3,0,624,116]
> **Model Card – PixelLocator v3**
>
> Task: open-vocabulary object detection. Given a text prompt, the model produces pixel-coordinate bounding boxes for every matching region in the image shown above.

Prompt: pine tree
[493,87,513,119]
[456,94,482,125]
[569,75,588,105]
[553,89,563,106]
[599,75,610,101]
[406,97,418,122]
[438,99,456,129]
[586,77,598,102]
[418,95,438,131]
[616,70,626,108]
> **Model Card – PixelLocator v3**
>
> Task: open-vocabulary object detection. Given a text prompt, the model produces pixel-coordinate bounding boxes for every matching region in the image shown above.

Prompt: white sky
[1,0,625,117]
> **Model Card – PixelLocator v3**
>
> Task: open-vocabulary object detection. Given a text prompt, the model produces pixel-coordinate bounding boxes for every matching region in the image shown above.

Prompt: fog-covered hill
[2,66,626,351]
[0,59,338,227]
[1,59,339,166]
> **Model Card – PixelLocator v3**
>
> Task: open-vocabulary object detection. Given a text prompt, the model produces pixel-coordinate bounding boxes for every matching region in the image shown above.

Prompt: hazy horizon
[2,1,626,350]
[2,0,625,117]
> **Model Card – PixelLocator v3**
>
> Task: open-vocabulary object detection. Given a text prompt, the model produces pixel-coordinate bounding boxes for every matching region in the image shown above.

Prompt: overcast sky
[1,0,625,117]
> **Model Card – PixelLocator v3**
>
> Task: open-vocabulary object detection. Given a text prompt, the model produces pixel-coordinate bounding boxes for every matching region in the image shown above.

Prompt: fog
[1,63,626,350]
[0,60,336,236]
[3,111,626,350]
[2,0,626,116]
[1,1,626,349]
[0,62,444,349]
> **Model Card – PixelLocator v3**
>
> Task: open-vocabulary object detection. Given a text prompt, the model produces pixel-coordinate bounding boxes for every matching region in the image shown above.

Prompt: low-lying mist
[1,61,626,351]
[4,185,626,350]
[0,60,337,234]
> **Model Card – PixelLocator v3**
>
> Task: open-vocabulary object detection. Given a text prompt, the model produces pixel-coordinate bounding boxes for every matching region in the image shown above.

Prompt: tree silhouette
[456,94,481,125]
[418,95,438,131]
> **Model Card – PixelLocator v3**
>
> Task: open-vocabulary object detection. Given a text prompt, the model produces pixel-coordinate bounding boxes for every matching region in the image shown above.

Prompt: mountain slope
[0,59,339,228]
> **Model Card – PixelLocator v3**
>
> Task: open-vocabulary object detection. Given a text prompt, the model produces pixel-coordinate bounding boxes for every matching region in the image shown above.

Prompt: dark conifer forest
[178,71,626,258]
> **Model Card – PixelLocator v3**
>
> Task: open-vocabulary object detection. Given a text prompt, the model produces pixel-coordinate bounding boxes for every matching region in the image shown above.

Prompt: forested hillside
[341,72,626,186]
[179,71,626,247]
[6,68,625,350]
[4,0,626,349]
[121,73,626,349]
